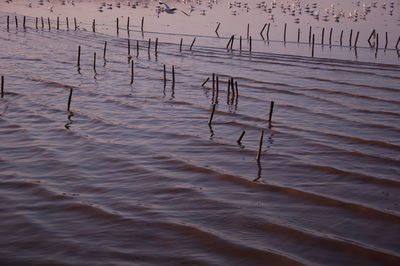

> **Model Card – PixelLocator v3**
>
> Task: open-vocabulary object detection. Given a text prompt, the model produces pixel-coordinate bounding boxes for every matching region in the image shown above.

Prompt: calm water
[1,0,400,265]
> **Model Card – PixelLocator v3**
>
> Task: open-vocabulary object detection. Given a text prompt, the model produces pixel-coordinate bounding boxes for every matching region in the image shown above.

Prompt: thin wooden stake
[103,41,107,59]
[256,130,264,161]
[321,27,325,45]
[284,23,287,43]
[23,16,26,29]
[41,16,44,29]
[128,38,131,56]
[35,17,38,29]
[116,17,119,34]
[77,46,81,67]
[48,17,51,31]
[172,65,175,88]
[136,40,139,57]
[67,88,73,111]
[127,17,130,32]
[354,31,359,48]
[227,79,231,103]
[202,77,210,87]
[1,76,4,98]
[260,23,267,38]
[235,81,238,98]
[396,36,400,50]
[385,32,388,49]
[57,17,59,30]
[349,29,353,47]
[155,38,158,54]
[329,28,332,46]
[15,16,18,28]
[66,17,69,30]
[340,30,343,46]
[297,28,300,43]
[141,17,144,32]
[190,37,196,51]
[7,16,9,31]
[247,23,250,39]
[309,26,312,43]
[268,101,274,122]
[163,64,166,88]
[179,38,183,52]
[368,29,376,43]
[212,73,215,91]
[130,61,134,84]
[147,38,151,55]
[208,104,216,125]
[74,17,77,30]
[266,23,270,40]
[249,36,252,52]
[216,76,219,103]
[376,33,379,55]
[312,34,315,57]
[93,52,96,73]
[240,35,242,51]
[237,130,245,143]
[215,22,220,35]
[92,19,95,32]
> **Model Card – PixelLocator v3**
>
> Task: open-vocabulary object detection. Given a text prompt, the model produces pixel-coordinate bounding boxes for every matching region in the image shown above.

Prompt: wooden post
[240,35,242,51]
[190,37,196,51]
[66,17,69,30]
[247,23,250,39]
[163,64,166,88]
[147,38,151,56]
[396,36,400,50]
[266,23,270,40]
[15,16,18,29]
[141,17,144,32]
[284,23,287,43]
[35,17,38,29]
[237,131,245,144]
[260,23,267,38]
[216,76,219,103]
[41,16,44,29]
[230,35,234,50]
[57,16,59,30]
[172,65,175,88]
[385,32,388,49]
[77,46,81,67]
[130,61,134,84]
[74,17,77,30]
[92,19,95,32]
[127,17,130,32]
[23,16,26,29]
[340,30,343,46]
[7,16,9,31]
[329,28,332,46]
[179,38,183,52]
[136,40,139,57]
[67,88,73,111]
[215,22,220,35]
[349,29,353,47]
[376,33,379,54]
[297,28,300,43]
[268,101,274,122]
[128,38,131,56]
[1,76,4,98]
[354,31,359,48]
[48,17,51,31]
[155,38,158,54]
[256,130,264,161]
[312,34,315,57]
[93,52,96,73]
[208,104,216,125]
[227,79,231,103]
[308,26,312,43]
[212,73,215,91]
[321,27,325,45]
[116,17,119,34]
[103,41,107,59]
[201,77,209,87]
[249,36,252,52]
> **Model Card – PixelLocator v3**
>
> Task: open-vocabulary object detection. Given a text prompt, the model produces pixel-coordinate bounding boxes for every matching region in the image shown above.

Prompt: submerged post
[340,30,343,46]
[354,31,359,48]
[256,130,264,161]
[23,16,26,30]
[237,130,245,144]
[77,45,81,67]
[297,28,300,43]
[7,16,9,31]
[93,52,96,73]
[190,37,196,51]
[57,16,59,30]
[67,88,73,111]
[92,19,95,32]
[163,64,166,88]
[74,17,77,30]
[268,101,274,123]
[179,38,183,52]
[130,61,134,84]
[1,76,4,98]
[329,28,332,46]
[66,17,69,30]
[48,17,51,30]
[141,17,144,32]
[266,23,270,40]
[309,26,312,44]
[208,104,216,126]
[312,34,315,57]
[349,29,353,47]
[155,37,158,54]
[136,40,139,57]
[172,65,175,88]
[116,17,119,34]
[103,41,107,59]
[321,27,325,45]
[284,23,287,43]
[385,32,388,49]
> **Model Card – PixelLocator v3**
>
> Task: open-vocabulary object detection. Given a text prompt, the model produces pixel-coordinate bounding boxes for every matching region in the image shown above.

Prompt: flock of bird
[3,0,397,24]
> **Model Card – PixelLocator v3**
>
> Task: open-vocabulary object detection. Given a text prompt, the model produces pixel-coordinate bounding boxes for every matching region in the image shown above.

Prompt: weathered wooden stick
[41,16,44,29]
[92,19,95,32]
[14,16,18,29]
[77,45,81,67]
[215,22,220,35]
[268,101,274,122]
[7,16,9,30]
[249,36,252,52]
[256,130,264,161]
[396,36,400,50]
[66,17,69,30]
[237,130,245,143]
[147,38,151,55]
[340,30,343,46]
[329,28,332,46]
[266,23,270,40]
[235,81,238,98]
[103,41,107,59]
[128,38,131,56]
[141,17,144,32]
[127,17,130,32]
[284,23,287,43]
[136,40,139,57]
[230,35,234,50]
[208,104,216,125]
[57,17,59,30]
[48,17,51,30]
[130,61,134,84]
[349,29,353,47]
[297,28,300,43]
[172,65,175,88]
[190,37,196,51]
[116,17,119,34]
[312,34,315,57]
[23,16,26,29]
[163,64,166,88]
[368,29,375,43]
[67,88,73,111]
[230,77,235,102]
[216,76,219,103]
[321,27,325,45]
[93,52,96,72]
[385,32,388,49]
[260,23,267,38]
[240,35,242,51]
[309,26,312,43]
[247,23,250,39]
[179,38,183,52]
[35,17,38,29]
[354,31,359,48]
[227,79,231,103]
[376,33,379,54]
[212,73,215,91]
[155,38,158,54]
[201,77,210,87]
[226,35,233,49]
[74,17,77,30]
[1,76,4,98]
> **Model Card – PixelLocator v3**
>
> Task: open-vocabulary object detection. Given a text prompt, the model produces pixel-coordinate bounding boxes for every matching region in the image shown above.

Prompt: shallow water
[1,0,400,265]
